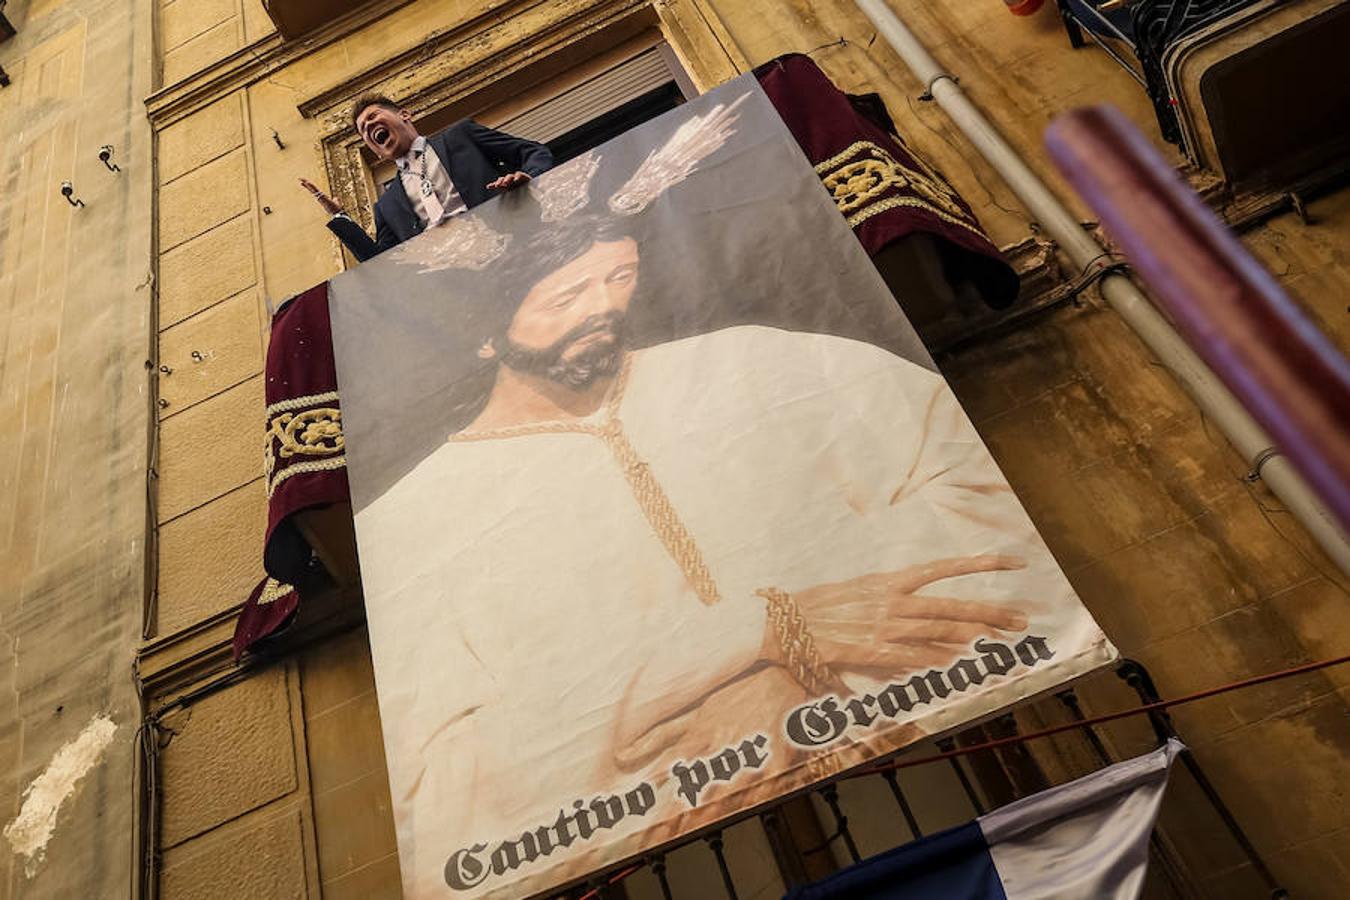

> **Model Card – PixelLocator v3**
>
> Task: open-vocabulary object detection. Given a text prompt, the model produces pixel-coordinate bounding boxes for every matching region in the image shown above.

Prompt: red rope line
[568,654,1348,898]
[858,653,1349,777]
[576,864,643,900]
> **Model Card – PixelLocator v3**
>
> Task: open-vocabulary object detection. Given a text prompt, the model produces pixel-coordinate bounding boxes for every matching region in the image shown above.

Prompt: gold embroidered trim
[813,140,883,173]
[815,140,984,239]
[255,577,295,607]
[757,587,839,696]
[847,195,987,239]
[265,390,340,417]
[815,140,955,183]
[450,358,722,607]
[267,407,344,460]
[267,455,347,498]
[818,142,964,217]
[264,397,344,489]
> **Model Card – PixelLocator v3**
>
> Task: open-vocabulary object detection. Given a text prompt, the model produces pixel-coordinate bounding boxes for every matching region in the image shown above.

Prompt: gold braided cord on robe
[448,357,723,607]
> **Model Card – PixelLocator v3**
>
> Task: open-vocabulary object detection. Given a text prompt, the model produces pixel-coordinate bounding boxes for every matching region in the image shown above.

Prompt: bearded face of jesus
[495,236,640,389]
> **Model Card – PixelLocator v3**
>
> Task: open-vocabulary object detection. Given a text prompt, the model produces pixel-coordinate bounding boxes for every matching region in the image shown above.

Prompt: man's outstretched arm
[327,215,382,262]
[301,177,382,262]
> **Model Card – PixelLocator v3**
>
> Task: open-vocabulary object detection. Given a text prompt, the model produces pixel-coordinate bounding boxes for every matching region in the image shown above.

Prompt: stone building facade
[0,0,151,896]
[0,0,1346,897]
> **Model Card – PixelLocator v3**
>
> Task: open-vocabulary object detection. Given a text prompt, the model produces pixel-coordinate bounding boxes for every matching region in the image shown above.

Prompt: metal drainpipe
[856,0,1350,575]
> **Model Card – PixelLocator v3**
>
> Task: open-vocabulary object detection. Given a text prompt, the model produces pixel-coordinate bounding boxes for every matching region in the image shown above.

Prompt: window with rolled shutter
[373,41,693,189]
[494,45,689,154]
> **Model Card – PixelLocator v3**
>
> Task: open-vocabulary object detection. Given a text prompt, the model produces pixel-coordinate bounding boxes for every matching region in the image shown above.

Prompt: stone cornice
[300,0,652,132]
[144,0,418,128]
[137,606,245,699]
[300,0,574,120]
[138,584,367,700]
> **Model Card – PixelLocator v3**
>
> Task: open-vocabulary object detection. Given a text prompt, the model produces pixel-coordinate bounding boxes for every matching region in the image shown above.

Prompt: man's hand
[298,178,343,216]
[775,555,1030,675]
[486,170,532,192]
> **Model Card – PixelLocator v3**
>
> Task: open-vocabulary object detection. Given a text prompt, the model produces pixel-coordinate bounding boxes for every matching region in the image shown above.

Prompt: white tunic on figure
[354,325,1112,899]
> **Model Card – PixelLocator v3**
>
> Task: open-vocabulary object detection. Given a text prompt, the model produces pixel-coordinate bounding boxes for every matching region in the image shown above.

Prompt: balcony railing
[541,659,1288,899]
[1055,0,1266,144]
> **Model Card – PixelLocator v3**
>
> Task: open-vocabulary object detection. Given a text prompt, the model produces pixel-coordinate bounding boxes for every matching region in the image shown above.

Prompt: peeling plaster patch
[4,714,119,876]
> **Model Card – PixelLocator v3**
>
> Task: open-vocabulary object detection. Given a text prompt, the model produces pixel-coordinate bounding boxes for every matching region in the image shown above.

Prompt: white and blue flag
[789,739,1184,900]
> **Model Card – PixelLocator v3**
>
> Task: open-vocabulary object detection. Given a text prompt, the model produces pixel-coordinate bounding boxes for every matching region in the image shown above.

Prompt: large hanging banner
[328,77,1117,899]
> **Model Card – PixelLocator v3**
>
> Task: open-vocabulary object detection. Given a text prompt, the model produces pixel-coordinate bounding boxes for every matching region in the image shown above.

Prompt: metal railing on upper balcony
[1055,0,1269,143]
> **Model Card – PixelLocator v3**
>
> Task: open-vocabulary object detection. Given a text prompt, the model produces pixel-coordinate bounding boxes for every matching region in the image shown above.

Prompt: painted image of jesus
[333,85,1113,900]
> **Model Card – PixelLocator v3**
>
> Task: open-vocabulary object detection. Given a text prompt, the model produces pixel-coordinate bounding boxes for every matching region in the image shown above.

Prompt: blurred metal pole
[1045,105,1350,532]
[855,0,1350,575]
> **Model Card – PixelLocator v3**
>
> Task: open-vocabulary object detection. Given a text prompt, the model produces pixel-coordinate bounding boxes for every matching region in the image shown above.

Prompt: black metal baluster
[936,738,985,815]
[759,808,810,887]
[1056,689,1113,766]
[879,769,922,838]
[1055,0,1087,48]
[1059,684,1203,899]
[647,854,673,900]
[706,831,739,900]
[1119,661,1289,899]
[985,712,1050,802]
[819,784,861,863]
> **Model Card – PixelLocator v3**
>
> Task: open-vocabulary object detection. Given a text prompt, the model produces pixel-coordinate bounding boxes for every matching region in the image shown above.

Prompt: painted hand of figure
[486,170,532,191]
[774,555,1030,675]
[298,178,343,216]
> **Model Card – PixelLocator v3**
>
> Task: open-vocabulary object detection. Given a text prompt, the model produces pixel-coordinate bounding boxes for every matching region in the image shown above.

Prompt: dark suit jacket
[327,120,553,262]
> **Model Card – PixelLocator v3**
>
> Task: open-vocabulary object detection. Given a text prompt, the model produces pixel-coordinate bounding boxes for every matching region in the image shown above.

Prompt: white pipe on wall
[856,0,1350,575]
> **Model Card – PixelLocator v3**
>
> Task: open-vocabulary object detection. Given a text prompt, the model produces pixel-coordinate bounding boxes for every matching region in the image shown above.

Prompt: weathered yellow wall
[0,0,154,895]
[944,198,1350,900]
[136,1,1349,898]
[723,7,1349,895]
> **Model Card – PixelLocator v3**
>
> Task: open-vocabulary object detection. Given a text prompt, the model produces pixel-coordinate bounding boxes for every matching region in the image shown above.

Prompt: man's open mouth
[371,125,391,148]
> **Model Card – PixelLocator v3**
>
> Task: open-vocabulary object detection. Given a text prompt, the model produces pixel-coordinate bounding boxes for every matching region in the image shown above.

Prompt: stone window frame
[295,0,746,253]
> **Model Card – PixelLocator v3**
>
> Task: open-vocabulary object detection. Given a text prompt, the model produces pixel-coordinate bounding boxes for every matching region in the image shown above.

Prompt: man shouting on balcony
[299,93,554,262]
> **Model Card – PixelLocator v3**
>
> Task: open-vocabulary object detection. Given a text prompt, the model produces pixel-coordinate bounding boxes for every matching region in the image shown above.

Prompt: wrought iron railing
[1056,0,1265,143]
[557,659,1291,900]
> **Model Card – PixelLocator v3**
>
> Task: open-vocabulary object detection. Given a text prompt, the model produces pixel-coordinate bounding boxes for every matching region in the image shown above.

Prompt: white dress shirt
[396,135,466,227]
